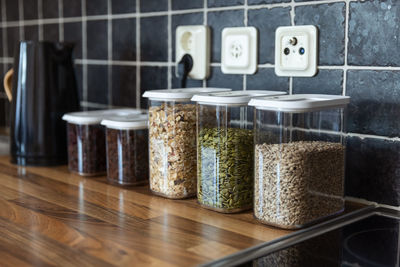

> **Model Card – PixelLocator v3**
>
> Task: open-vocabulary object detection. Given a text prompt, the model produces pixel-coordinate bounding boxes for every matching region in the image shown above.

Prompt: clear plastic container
[248,94,350,228]
[142,88,231,199]
[62,109,143,176]
[191,90,286,213]
[101,115,149,186]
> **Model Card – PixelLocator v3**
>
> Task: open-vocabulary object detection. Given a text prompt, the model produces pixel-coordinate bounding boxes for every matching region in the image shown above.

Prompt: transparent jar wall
[197,104,254,213]
[254,108,346,228]
[106,128,149,186]
[148,99,197,199]
[67,123,106,176]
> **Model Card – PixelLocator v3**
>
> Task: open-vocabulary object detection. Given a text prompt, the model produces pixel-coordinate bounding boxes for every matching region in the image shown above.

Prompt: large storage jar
[191,90,286,213]
[142,88,231,199]
[101,115,149,186]
[62,109,143,176]
[248,94,350,228]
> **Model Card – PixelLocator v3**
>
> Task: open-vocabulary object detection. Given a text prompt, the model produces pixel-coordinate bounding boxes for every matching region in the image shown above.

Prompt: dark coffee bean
[67,123,106,176]
[106,128,149,186]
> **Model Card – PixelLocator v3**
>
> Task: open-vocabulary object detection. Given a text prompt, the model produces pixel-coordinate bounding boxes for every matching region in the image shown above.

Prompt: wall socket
[221,27,258,75]
[176,25,210,80]
[275,25,318,77]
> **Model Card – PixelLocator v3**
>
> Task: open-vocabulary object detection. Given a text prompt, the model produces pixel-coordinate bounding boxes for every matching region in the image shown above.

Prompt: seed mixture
[197,127,253,212]
[106,128,148,186]
[254,141,345,228]
[149,103,197,199]
[67,123,106,176]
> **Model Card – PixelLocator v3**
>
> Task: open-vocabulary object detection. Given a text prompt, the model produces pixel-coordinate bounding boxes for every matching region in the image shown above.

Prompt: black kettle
[3,41,80,166]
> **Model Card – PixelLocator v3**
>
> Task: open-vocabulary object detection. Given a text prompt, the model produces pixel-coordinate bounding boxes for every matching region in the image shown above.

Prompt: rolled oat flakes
[149,103,197,199]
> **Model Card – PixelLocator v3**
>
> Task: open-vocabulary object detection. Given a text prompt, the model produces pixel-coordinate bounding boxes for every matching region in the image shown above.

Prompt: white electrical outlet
[275,25,318,77]
[221,27,257,75]
[176,25,210,80]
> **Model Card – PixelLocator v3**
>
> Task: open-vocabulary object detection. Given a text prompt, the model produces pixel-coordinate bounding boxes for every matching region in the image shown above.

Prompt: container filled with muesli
[248,94,350,229]
[101,114,149,186]
[191,90,286,213]
[62,109,143,176]
[142,88,231,199]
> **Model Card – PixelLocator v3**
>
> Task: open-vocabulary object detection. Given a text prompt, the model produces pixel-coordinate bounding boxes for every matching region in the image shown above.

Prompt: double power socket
[176,25,318,80]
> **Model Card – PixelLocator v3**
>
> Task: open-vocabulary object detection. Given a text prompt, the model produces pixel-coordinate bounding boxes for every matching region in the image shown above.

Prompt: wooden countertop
[0,156,292,266]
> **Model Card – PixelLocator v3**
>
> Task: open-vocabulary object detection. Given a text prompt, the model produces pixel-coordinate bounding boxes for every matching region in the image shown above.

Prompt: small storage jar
[191,90,286,213]
[101,115,149,186]
[62,109,143,176]
[142,88,231,199]
[248,94,350,229]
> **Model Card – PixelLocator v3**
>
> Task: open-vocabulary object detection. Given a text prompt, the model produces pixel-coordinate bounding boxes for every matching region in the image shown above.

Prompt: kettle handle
[3,68,13,102]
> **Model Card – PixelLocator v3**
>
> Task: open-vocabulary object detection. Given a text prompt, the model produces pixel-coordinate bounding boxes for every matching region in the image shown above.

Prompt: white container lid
[101,114,148,130]
[191,90,287,105]
[142,88,232,101]
[248,94,350,112]
[62,108,144,125]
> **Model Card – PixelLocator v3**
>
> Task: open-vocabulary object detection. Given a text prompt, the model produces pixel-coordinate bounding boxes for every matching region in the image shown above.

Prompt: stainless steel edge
[200,205,379,267]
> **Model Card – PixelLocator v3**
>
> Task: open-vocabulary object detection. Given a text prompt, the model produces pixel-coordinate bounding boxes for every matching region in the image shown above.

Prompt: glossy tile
[140,16,168,61]
[295,3,346,65]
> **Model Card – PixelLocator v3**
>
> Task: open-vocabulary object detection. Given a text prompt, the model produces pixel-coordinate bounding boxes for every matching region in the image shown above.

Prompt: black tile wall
[248,7,291,64]
[112,66,137,107]
[346,137,400,206]
[7,27,20,57]
[346,70,400,138]
[140,16,168,61]
[112,0,136,14]
[23,0,38,20]
[246,68,289,92]
[86,0,108,16]
[63,0,81,18]
[140,0,168,13]
[295,3,346,65]
[64,22,82,59]
[87,20,108,60]
[43,24,59,42]
[0,0,400,207]
[293,69,343,95]
[207,67,243,90]
[87,65,108,104]
[348,1,400,66]
[112,18,136,61]
[140,66,168,108]
[5,0,19,21]
[249,0,290,4]
[172,0,203,10]
[42,0,59,19]
[208,0,244,8]
[24,25,39,42]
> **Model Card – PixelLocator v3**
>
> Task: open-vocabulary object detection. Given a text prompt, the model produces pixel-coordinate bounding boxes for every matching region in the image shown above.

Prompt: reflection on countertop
[0,135,9,155]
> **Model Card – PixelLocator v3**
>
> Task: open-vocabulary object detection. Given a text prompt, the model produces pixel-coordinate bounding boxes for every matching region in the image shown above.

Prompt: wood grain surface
[0,156,293,266]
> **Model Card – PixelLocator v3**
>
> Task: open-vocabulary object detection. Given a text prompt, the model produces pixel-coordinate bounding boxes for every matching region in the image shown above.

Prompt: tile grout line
[18,0,24,40]
[0,0,363,28]
[58,0,64,41]
[288,0,295,95]
[342,0,350,97]
[38,0,43,41]
[243,0,248,91]
[107,0,113,107]
[82,0,88,102]
[202,0,207,88]
[136,0,141,108]
[167,0,172,89]
[1,0,8,61]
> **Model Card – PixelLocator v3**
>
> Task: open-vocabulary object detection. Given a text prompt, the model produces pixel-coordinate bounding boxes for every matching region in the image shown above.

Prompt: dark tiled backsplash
[0,0,399,207]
